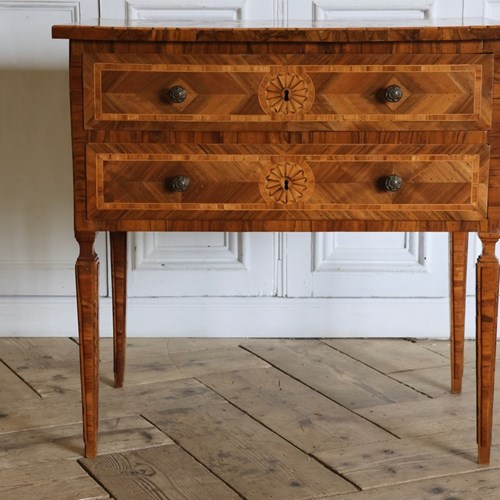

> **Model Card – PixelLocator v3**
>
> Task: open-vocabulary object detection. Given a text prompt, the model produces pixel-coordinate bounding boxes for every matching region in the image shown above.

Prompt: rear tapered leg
[450,232,468,393]
[110,232,127,388]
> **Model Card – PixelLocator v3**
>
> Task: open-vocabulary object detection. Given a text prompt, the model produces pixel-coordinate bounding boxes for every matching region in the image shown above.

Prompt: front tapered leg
[476,233,500,464]
[110,232,127,388]
[75,231,99,458]
[450,232,468,393]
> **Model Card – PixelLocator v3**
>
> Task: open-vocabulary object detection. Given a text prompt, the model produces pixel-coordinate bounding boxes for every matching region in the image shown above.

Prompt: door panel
[292,0,463,21]
[100,0,276,21]
[128,232,276,297]
[285,233,448,298]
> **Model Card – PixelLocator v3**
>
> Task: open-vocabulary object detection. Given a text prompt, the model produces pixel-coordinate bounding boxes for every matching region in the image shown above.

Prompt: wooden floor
[1,338,500,499]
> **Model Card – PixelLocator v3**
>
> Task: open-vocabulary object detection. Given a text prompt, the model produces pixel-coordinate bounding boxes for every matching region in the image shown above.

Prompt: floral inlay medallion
[260,162,314,205]
[259,72,315,115]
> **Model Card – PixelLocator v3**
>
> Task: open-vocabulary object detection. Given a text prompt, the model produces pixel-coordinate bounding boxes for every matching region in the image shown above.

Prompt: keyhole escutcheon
[283,179,290,191]
[283,89,290,101]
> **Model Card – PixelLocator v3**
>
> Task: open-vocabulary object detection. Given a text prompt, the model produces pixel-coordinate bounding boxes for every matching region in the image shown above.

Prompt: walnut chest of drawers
[53,19,500,464]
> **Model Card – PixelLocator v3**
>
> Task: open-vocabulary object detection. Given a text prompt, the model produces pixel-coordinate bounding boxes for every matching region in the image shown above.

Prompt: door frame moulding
[125,0,247,21]
[0,1,80,21]
[313,0,437,20]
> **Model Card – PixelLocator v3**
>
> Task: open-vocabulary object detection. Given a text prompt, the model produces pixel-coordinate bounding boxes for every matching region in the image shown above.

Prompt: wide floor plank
[416,339,476,363]
[0,361,38,403]
[0,338,78,370]
[81,444,241,500]
[143,402,356,499]
[100,346,270,387]
[0,415,170,469]
[330,469,500,500]
[390,363,478,397]
[315,428,500,489]
[0,378,223,434]
[356,392,477,438]
[200,367,394,453]
[242,340,425,409]
[0,460,110,500]
[97,337,244,362]
[323,338,448,374]
[0,337,80,397]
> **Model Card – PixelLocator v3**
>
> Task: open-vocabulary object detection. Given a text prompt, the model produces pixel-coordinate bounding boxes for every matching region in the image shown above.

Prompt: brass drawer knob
[384,85,403,103]
[168,85,187,103]
[385,174,403,192]
[171,175,190,192]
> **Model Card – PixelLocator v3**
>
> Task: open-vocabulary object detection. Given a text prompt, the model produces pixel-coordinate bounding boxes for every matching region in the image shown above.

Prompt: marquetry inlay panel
[260,162,315,204]
[82,53,493,131]
[86,143,488,222]
[259,72,315,115]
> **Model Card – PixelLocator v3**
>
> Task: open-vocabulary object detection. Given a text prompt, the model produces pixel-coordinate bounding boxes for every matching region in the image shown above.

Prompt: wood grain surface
[450,232,469,393]
[110,232,127,389]
[83,53,492,131]
[75,231,99,457]
[52,21,500,43]
[54,23,500,465]
[80,445,241,500]
[476,233,500,463]
[86,143,489,222]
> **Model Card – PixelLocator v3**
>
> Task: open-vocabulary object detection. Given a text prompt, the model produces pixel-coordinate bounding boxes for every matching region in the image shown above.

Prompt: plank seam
[76,459,115,499]
[239,344,403,440]
[319,340,436,398]
[417,340,457,361]
[139,413,247,500]
[194,375,363,493]
[0,358,42,400]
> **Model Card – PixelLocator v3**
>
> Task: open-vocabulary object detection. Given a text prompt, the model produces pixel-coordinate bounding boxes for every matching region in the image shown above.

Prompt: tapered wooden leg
[476,232,500,464]
[110,232,127,388]
[450,232,468,394]
[75,231,99,458]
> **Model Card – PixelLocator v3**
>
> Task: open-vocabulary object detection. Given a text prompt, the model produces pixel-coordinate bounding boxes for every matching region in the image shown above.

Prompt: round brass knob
[384,85,403,103]
[168,85,187,103]
[171,175,190,192]
[385,174,403,192]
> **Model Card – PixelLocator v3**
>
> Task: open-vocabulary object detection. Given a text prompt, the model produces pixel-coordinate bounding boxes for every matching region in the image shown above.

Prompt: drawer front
[83,54,493,131]
[87,144,489,221]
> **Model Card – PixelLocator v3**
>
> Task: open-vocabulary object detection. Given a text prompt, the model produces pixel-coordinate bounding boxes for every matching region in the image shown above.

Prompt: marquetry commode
[53,19,500,464]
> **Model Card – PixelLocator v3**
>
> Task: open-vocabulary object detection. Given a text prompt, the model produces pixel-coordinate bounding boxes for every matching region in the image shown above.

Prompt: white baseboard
[0,295,479,338]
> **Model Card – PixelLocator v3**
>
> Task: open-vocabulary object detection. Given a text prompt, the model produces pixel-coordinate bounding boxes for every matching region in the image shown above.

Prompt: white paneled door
[0,0,488,337]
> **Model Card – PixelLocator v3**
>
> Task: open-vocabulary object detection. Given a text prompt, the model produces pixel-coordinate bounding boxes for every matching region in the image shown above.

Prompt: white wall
[0,0,494,338]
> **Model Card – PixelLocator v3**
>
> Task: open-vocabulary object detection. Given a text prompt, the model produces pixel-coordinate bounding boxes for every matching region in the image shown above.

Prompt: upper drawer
[82,53,493,131]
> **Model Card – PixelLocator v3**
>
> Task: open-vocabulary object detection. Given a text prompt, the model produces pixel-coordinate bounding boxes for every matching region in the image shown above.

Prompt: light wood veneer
[52,19,500,465]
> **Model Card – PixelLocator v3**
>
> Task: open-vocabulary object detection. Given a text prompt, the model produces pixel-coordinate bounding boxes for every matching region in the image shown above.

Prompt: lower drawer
[86,143,489,221]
